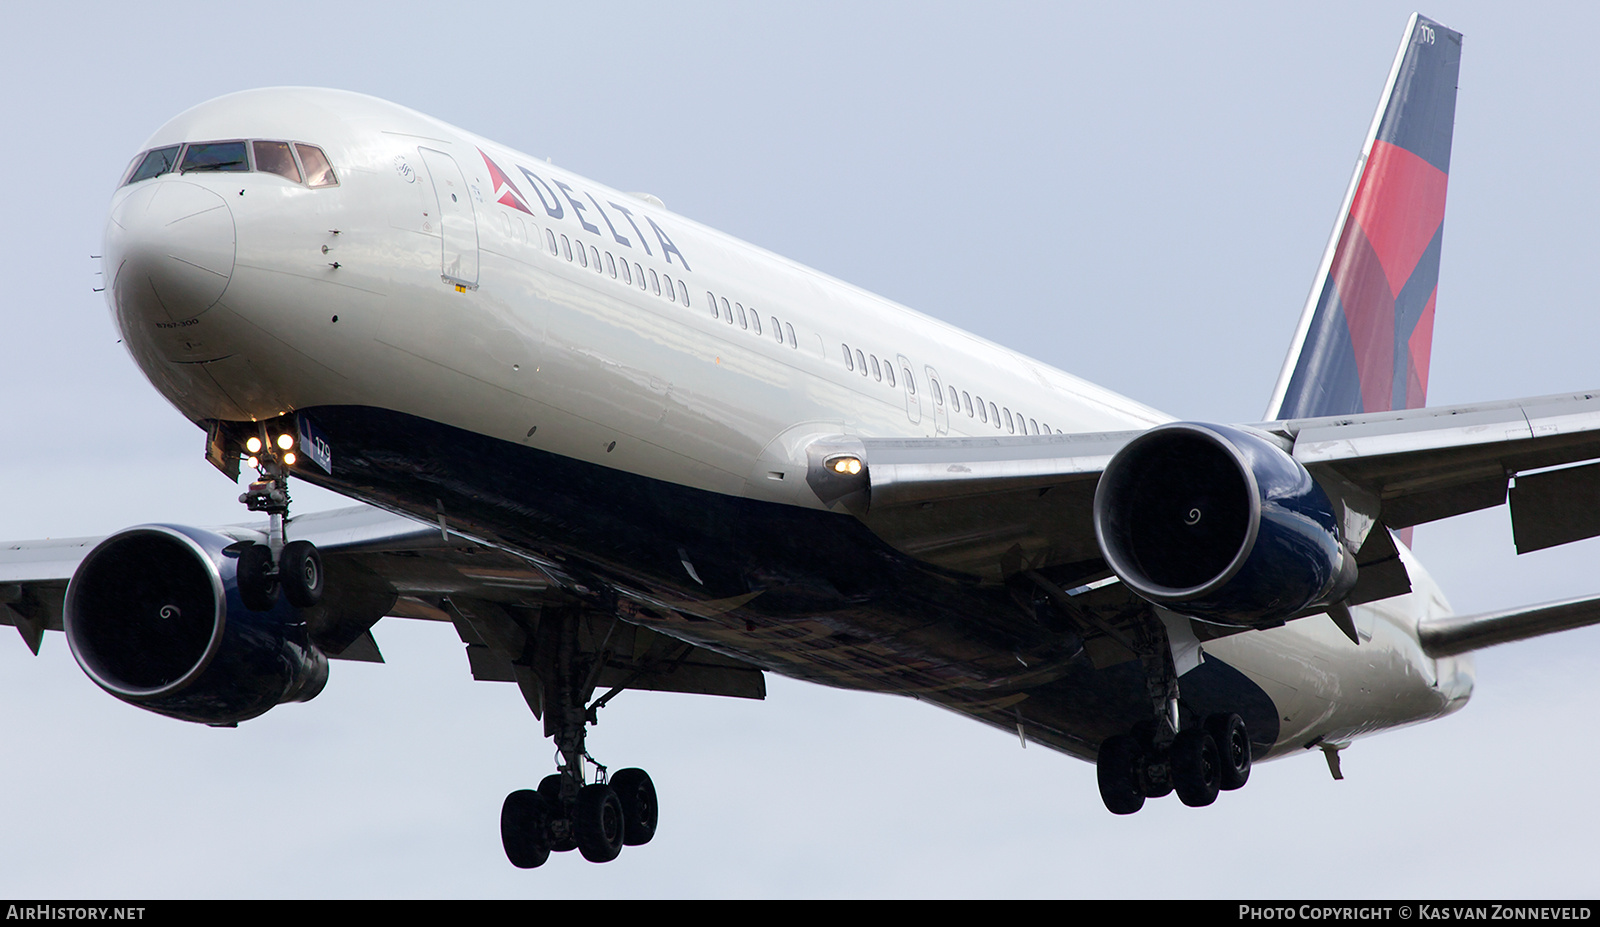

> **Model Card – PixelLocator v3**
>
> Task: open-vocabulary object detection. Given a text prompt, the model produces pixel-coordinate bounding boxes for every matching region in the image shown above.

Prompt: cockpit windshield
[122,139,339,188]
[180,141,249,173]
[126,145,182,184]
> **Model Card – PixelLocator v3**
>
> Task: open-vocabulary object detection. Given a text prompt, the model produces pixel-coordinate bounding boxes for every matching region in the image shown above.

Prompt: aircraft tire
[610,768,658,846]
[1207,713,1251,791]
[500,789,552,869]
[1172,728,1221,807]
[279,539,324,608]
[538,775,577,852]
[574,783,625,863]
[237,542,279,612]
[1096,734,1146,815]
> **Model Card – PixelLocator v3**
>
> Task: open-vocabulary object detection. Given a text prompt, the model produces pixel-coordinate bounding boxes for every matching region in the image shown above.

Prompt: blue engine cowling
[1093,422,1357,628]
[64,524,328,725]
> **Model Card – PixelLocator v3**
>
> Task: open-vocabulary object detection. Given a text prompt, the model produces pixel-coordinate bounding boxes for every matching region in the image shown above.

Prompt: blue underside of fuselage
[291,405,1281,761]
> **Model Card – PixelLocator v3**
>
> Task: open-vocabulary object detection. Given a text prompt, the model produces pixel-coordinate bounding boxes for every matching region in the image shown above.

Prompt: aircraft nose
[104,180,235,326]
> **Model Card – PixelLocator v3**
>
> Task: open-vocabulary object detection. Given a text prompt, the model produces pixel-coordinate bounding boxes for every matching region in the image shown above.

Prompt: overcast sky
[3,0,1600,899]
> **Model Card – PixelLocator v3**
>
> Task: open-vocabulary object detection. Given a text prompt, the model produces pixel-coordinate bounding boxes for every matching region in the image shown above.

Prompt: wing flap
[1509,461,1600,554]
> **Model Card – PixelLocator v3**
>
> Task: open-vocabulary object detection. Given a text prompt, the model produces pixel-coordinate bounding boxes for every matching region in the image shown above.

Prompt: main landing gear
[235,425,323,611]
[1093,612,1252,814]
[1097,712,1251,814]
[498,606,658,868]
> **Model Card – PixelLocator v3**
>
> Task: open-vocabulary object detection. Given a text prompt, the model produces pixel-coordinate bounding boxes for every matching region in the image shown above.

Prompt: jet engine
[64,524,327,725]
[1093,422,1356,628]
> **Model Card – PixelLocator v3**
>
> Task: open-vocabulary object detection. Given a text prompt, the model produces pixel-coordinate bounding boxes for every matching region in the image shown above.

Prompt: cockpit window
[121,139,339,189]
[252,141,301,183]
[180,141,249,173]
[294,144,337,187]
[126,145,182,184]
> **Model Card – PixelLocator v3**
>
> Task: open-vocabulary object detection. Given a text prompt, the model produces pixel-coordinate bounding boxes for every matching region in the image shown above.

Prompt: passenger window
[772,317,782,342]
[903,368,915,393]
[963,391,973,416]
[620,260,632,284]
[931,379,943,405]
[1030,418,1039,435]
[561,235,573,261]
[750,312,761,335]
[664,274,676,302]
[1004,408,1015,433]
[870,355,882,381]
[785,322,796,348]
[736,303,748,329]
[650,269,661,295]
[856,349,867,376]
[606,252,617,278]
[949,386,959,410]
[546,229,558,255]
[294,144,338,187]
[635,263,646,289]
[180,141,248,173]
[843,345,854,370]
[252,141,301,182]
[677,280,689,305]
[126,145,182,184]
[722,297,734,324]
[577,244,589,268]
[989,402,999,427]
[976,397,987,423]
[709,292,720,319]
[590,245,602,271]
[886,365,895,388]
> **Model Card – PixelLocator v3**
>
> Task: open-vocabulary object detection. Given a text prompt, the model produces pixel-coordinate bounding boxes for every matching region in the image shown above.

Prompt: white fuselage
[103,88,1472,763]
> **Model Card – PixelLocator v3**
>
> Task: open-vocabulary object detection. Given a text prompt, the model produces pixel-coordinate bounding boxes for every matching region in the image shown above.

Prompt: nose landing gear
[234,424,324,612]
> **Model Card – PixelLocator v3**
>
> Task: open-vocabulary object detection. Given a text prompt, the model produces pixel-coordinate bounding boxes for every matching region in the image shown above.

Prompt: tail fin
[1267,14,1462,421]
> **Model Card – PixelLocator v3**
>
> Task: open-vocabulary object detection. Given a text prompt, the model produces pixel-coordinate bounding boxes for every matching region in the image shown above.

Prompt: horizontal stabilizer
[1419,594,1600,657]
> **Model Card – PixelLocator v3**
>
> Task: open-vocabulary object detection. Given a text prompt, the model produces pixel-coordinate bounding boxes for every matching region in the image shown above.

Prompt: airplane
[6,10,1600,877]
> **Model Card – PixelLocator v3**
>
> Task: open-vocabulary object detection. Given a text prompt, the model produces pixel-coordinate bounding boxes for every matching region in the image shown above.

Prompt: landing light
[283,452,297,466]
[829,456,863,476]
[246,456,259,470]
[245,436,262,454]
[276,433,294,451]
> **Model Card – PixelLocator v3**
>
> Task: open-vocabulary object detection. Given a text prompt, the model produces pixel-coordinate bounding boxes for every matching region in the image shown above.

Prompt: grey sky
[3,0,1598,897]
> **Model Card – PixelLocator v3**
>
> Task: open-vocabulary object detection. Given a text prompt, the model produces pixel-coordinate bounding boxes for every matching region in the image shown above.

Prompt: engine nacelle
[1093,422,1356,628]
[64,524,328,725]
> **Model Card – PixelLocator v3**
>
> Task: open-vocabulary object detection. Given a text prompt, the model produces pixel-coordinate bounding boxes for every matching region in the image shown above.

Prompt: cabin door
[419,147,480,288]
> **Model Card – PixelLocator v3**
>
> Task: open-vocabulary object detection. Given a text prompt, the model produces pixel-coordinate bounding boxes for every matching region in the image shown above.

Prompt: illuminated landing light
[246,456,260,470]
[283,451,297,466]
[829,456,863,476]
[245,436,263,454]
[276,433,294,451]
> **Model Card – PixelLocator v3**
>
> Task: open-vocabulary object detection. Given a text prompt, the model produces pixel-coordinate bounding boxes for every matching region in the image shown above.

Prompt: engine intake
[1093,423,1355,628]
[64,524,327,725]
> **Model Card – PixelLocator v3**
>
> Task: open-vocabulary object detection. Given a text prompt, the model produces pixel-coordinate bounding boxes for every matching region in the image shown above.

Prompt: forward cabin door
[419,147,480,288]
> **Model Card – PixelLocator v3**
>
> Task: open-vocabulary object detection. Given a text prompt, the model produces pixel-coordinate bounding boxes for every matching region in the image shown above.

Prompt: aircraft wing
[840,389,1600,586]
[1275,390,1600,552]
[0,503,766,701]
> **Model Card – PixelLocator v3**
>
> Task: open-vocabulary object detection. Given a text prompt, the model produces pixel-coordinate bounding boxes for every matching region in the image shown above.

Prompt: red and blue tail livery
[1270,14,1462,420]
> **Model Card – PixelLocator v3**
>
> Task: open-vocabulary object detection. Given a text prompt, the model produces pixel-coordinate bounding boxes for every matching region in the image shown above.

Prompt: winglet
[1267,15,1463,421]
